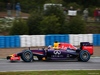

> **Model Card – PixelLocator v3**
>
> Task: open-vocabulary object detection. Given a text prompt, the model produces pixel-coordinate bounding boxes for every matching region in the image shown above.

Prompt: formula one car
[7,42,93,62]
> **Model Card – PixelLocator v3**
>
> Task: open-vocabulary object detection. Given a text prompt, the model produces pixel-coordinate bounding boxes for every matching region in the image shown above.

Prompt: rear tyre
[78,50,90,62]
[21,50,33,62]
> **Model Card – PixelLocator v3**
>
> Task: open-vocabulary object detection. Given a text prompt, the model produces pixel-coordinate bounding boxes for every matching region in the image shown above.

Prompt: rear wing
[80,42,93,55]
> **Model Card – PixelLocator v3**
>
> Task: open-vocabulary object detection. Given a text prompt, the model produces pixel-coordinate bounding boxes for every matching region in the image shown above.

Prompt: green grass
[0,70,100,75]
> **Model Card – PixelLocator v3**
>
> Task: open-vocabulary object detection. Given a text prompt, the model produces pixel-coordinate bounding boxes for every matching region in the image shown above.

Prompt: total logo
[53,50,61,55]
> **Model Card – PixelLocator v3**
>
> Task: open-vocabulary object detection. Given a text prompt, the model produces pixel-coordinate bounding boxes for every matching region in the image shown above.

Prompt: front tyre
[21,50,33,62]
[79,50,90,62]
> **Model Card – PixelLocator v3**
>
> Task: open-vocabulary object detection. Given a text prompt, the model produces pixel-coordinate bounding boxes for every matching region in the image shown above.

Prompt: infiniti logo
[53,50,61,54]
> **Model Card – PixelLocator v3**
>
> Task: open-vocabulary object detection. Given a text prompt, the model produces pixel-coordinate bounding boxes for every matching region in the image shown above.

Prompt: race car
[7,42,93,62]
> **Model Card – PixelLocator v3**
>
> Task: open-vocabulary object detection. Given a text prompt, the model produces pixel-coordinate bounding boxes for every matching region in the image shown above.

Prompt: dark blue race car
[7,42,93,62]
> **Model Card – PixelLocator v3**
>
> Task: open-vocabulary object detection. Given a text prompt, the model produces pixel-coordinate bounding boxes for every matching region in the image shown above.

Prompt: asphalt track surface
[0,57,100,72]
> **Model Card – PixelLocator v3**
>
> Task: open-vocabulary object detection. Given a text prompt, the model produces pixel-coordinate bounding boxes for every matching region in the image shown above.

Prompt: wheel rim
[24,52,31,60]
[82,52,88,59]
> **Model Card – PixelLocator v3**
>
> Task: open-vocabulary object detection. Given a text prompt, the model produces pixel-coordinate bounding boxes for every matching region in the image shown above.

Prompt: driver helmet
[48,45,52,49]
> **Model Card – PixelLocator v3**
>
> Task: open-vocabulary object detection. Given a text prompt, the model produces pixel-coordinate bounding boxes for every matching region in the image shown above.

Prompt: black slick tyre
[79,50,90,62]
[21,50,33,62]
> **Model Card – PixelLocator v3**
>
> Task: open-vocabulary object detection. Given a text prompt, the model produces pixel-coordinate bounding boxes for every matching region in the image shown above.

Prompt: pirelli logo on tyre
[53,50,61,55]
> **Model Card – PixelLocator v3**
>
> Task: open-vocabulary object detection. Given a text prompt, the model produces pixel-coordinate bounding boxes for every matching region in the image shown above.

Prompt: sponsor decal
[67,49,75,52]
[53,50,61,55]
[52,55,63,57]
[83,46,93,48]
[52,50,63,57]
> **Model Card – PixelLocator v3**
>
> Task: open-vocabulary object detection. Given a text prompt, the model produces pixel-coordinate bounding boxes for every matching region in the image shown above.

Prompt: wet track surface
[0,57,100,72]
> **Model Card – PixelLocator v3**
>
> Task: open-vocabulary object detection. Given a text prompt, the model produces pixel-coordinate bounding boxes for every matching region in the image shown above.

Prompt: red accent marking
[82,46,93,55]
